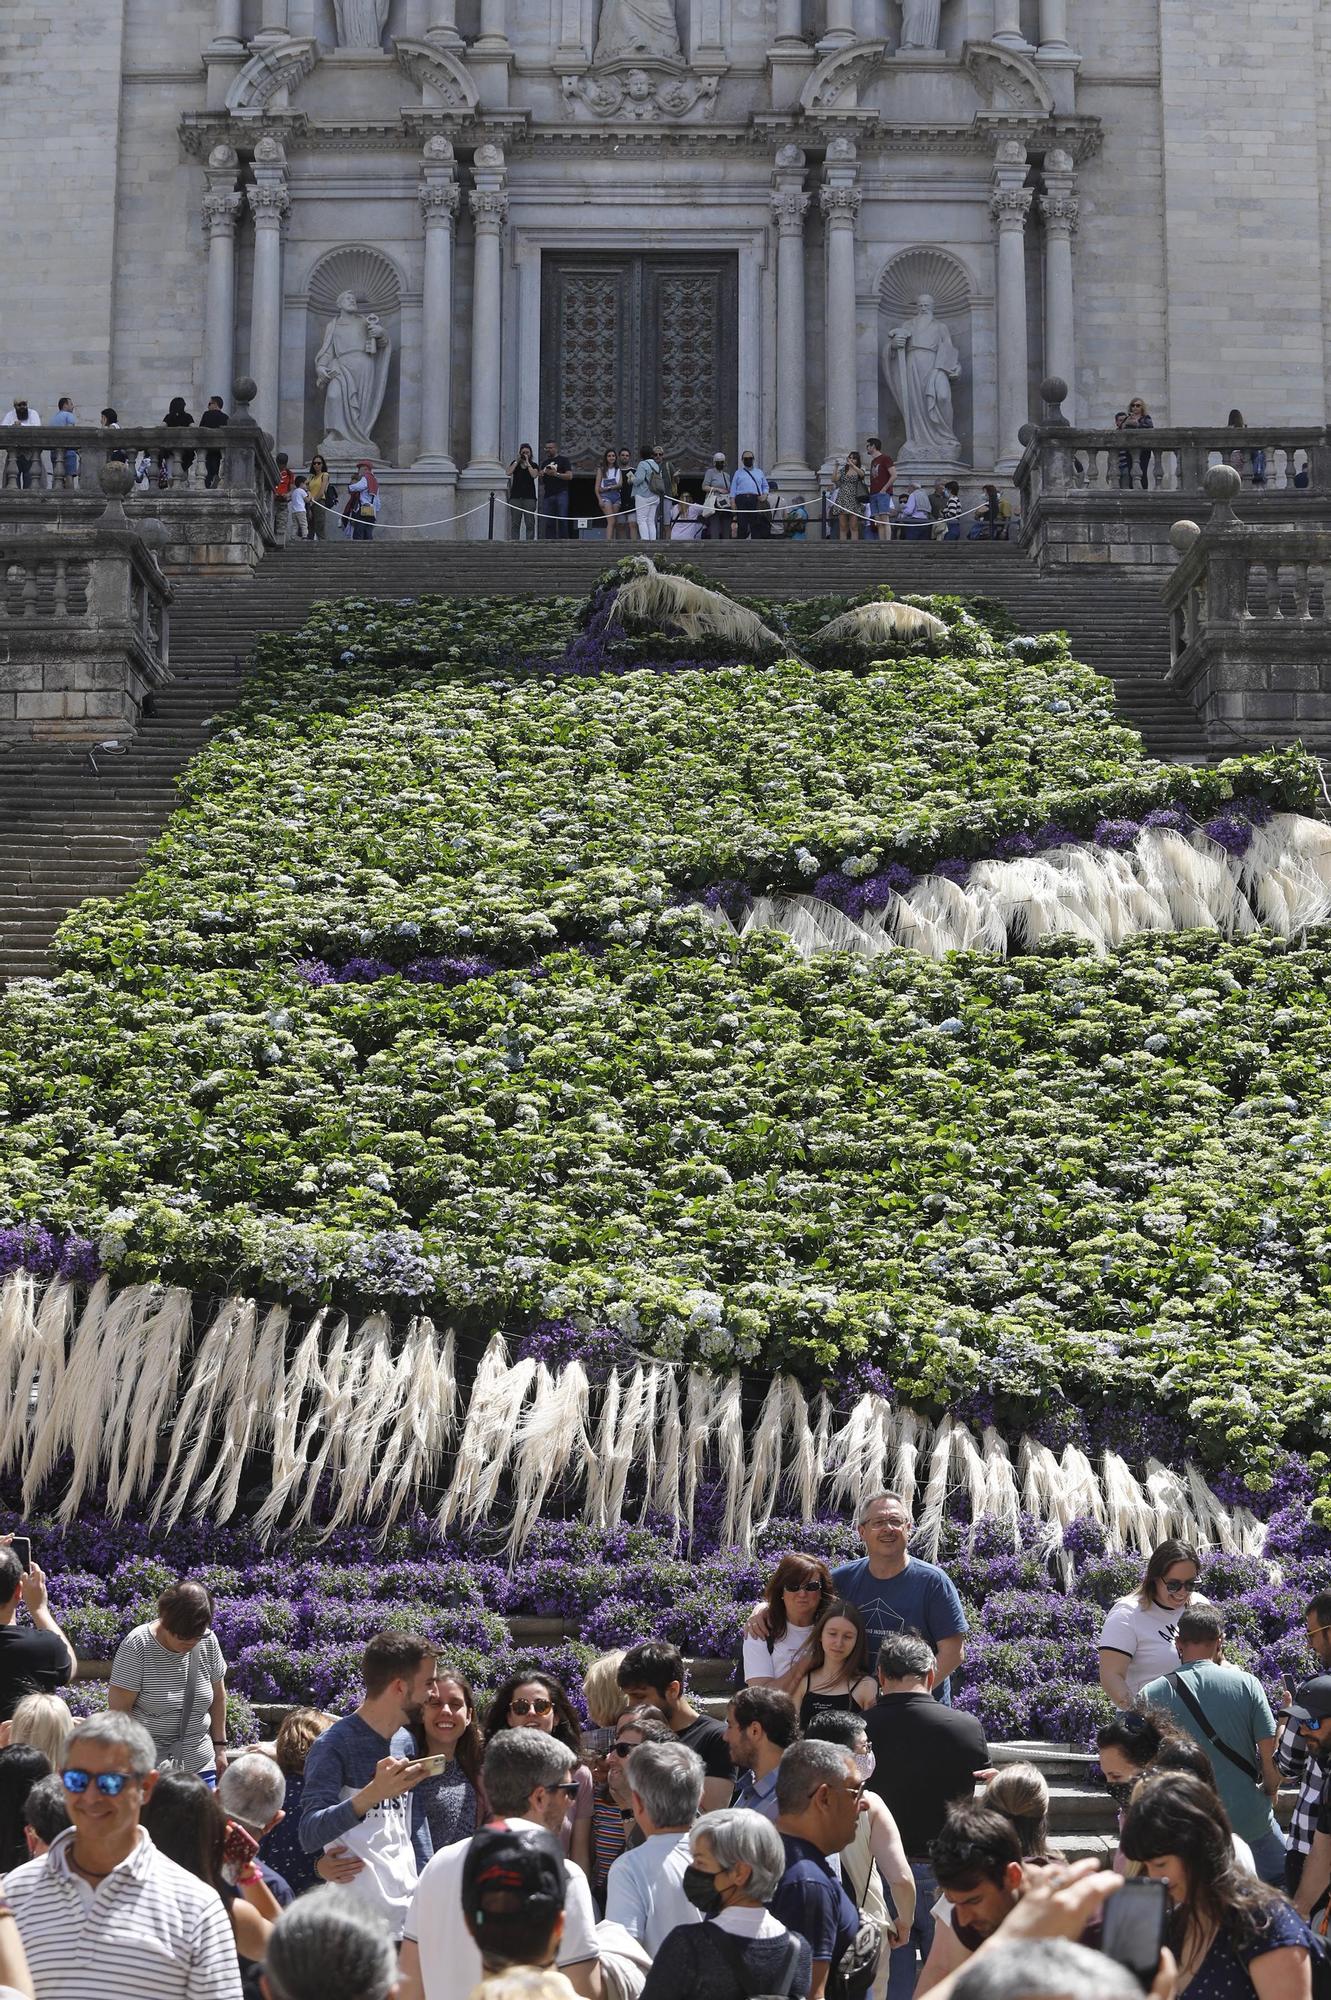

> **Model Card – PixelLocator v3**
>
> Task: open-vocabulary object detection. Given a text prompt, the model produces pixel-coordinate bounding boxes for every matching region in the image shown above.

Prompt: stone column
[246,139,289,445]
[771,146,814,488]
[253,0,289,45]
[477,0,508,41]
[415,138,460,474]
[202,151,243,405]
[1039,149,1078,411]
[775,0,803,36]
[460,145,509,532]
[990,140,1032,473]
[820,141,861,473]
[426,0,461,41]
[211,0,244,50]
[992,0,1028,47]
[819,0,856,47]
[1038,0,1070,47]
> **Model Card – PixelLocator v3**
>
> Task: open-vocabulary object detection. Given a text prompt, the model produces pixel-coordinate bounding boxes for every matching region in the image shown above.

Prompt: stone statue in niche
[899,0,949,50]
[333,0,390,48]
[316,291,392,455]
[885,293,962,461]
[594,0,683,62]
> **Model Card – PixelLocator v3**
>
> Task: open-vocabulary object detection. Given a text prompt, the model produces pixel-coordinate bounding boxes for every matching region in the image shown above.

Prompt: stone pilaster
[246,139,289,447]
[202,146,242,409]
[472,0,514,106]
[770,146,814,488]
[990,140,1032,473]
[416,138,460,477]
[461,145,509,534]
[1039,149,1078,416]
[820,140,861,474]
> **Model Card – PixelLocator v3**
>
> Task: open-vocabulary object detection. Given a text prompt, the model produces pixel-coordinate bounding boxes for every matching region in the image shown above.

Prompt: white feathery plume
[1058,1445,1107,1528]
[980,1428,1023,1548]
[586,1369,623,1531]
[951,1425,990,1538]
[604,1366,649,1531]
[439,1339,534,1535]
[0,1276,37,1459]
[916,1417,955,1562]
[738,1376,788,1547]
[153,1298,259,1528]
[37,1281,155,1519]
[1245,813,1331,894]
[789,895,878,958]
[506,1361,592,1558]
[364,1320,458,1527]
[106,1286,193,1516]
[909,875,1009,956]
[190,1304,290,1524]
[632,1366,663,1525]
[266,1311,352,1535]
[1182,1461,1245,1555]
[885,890,947,959]
[320,1315,403,1532]
[254,1308,332,1536]
[0,1278,75,1481]
[713,1373,746,1549]
[890,1408,926,1519]
[783,1378,823,1524]
[694,903,738,938]
[650,1367,684,1536]
[807,599,949,651]
[1143,1457,1201,1549]
[614,558,787,655]
[288,1313,376,1534]
[349,1318,431,1527]
[1101,1451,1159,1555]
[825,1395,880,1512]
[683,1369,717,1547]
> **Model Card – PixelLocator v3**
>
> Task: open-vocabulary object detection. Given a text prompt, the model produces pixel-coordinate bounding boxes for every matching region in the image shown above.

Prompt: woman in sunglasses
[1099,1539,1207,1709]
[482,1671,593,1875]
[743,1554,835,1688]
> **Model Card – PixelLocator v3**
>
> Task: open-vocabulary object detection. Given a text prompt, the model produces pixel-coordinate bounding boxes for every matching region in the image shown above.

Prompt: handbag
[701,491,717,517]
[158,1641,206,1771]
[358,503,377,521]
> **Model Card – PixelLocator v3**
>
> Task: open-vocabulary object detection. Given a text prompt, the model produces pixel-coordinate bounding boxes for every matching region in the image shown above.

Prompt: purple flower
[1202,815,1254,857]
[0,1224,100,1284]
[1094,818,1140,850]
[1030,822,1077,851]
[932,856,972,885]
[292,959,335,986]
[1142,807,1193,833]
[859,866,915,908]
[993,831,1037,860]
[813,871,855,912]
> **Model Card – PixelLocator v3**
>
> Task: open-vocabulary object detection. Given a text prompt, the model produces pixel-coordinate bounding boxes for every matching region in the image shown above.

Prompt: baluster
[1294,562,1311,620]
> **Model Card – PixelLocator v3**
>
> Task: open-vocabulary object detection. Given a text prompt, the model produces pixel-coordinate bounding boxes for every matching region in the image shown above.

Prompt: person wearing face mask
[729,450,771,538]
[702,452,732,538]
[638,1807,811,2000]
[1098,1539,1208,1708]
[1095,1708,1176,1834]
[807,1711,917,1963]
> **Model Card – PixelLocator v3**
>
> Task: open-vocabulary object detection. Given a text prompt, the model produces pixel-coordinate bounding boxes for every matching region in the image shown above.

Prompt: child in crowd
[288,476,309,541]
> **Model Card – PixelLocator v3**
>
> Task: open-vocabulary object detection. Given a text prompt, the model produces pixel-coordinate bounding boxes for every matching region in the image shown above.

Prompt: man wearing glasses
[770,1740,869,2000]
[4,1710,241,1998]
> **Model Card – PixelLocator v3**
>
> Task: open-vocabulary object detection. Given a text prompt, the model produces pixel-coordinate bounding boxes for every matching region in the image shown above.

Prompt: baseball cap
[1280,1675,1331,1726]
[462,1825,565,1928]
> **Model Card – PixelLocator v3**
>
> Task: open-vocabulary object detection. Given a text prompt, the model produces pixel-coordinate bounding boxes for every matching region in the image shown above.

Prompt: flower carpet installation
[2,559,1331,1743]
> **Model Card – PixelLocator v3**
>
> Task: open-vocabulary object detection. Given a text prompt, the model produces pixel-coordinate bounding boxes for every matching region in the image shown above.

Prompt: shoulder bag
[1163,1671,1263,1787]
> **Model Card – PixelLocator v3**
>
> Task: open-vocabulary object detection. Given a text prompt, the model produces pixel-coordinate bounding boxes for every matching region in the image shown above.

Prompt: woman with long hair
[1152,1736,1262,1876]
[1096,1708,1179,1837]
[1120,1773,1312,1997]
[306,454,333,540]
[483,1671,593,1875]
[596,447,623,541]
[780,1599,876,1730]
[0,1746,48,1872]
[1123,395,1155,489]
[742,1554,834,1686]
[1099,1539,1206,1707]
[345,459,379,541]
[984,1761,1051,1861]
[407,1671,484,1851]
[143,1769,276,1969]
[6,1694,72,1771]
[832,451,870,541]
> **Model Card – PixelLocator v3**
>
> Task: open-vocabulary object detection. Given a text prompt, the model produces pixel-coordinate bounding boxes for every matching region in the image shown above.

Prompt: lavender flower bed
[16,1459,1327,1748]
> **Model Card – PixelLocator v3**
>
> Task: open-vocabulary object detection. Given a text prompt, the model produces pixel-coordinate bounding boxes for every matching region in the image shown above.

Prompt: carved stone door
[541,253,738,472]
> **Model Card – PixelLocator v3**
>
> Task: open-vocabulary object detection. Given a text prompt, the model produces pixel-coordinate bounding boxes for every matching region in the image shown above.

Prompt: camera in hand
[9,1538,30,1575]
[1101,1877,1169,1985]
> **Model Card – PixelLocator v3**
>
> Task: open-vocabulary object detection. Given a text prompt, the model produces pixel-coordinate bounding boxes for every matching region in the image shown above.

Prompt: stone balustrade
[1162,466,1331,747]
[0,471,173,746]
[0,412,279,578]
[1014,383,1331,570]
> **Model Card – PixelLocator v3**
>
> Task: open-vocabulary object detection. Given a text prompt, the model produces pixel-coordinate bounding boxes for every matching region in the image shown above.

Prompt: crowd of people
[0,1499,1325,1998]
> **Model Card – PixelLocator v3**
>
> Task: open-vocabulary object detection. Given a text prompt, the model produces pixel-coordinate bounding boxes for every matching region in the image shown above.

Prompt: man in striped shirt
[1273,1589,1331,1895]
[4,1710,241,2000]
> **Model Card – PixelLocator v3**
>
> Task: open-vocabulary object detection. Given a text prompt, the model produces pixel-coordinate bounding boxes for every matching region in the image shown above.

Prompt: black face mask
[682,1865,727,1917]
[1105,1777,1137,1809]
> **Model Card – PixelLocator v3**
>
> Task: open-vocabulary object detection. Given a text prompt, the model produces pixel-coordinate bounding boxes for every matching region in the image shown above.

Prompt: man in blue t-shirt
[771,1740,866,1998]
[830,1491,969,1703]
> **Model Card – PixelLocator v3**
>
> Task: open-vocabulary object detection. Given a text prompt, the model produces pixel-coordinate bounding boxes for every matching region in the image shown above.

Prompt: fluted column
[990,141,1032,473]
[246,139,289,445]
[416,139,460,472]
[820,142,861,472]
[202,157,243,405]
[1039,149,1078,411]
[771,146,813,486]
[460,145,508,532]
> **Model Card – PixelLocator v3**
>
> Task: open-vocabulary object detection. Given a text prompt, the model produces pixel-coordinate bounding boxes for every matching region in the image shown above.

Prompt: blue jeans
[542,488,569,539]
[1249,1824,1289,1887]
[887,1859,937,2000]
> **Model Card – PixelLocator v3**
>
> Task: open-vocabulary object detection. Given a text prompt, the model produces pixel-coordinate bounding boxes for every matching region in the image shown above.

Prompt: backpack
[708,1925,804,1999]
[646,459,665,496]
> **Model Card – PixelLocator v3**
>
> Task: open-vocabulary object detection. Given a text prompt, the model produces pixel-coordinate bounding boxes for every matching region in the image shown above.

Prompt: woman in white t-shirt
[741,1555,834,1686]
[1098,1538,1207,1707]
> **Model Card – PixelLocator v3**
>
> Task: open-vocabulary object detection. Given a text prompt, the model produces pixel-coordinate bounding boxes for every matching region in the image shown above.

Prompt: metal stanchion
[488,492,496,540]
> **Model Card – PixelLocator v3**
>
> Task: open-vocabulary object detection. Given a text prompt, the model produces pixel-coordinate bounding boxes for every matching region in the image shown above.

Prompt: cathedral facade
[5,0,1328,531]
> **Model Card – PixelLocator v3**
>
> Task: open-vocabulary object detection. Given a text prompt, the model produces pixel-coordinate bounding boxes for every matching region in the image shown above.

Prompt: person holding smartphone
[0,1540,76,1724]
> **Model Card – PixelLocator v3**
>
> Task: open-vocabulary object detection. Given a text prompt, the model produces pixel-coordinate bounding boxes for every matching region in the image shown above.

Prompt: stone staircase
[0,540,1215,985]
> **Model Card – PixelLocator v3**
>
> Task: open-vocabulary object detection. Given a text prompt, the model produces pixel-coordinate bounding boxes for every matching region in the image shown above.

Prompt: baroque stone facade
[4,0,1326,534]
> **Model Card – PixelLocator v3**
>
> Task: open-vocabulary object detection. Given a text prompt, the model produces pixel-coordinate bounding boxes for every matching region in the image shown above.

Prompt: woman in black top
[507,443,538,540]
[782,1599,877,1731]
[640,1807,810,2000]
[160,395,195,486]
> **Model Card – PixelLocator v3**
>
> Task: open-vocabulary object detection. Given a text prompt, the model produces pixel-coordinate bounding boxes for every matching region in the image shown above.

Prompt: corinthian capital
[989,185,1033,228]
[247,181,290,225]
[820,184,861,223]
[770,188,811,235]
[202,190,244,237]
[420,179,461,223]
[470,185,509,230]
[1039,190,1079,236]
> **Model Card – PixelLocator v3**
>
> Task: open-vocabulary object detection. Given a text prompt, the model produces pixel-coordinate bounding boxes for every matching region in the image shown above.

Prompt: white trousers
[634,495,659,540]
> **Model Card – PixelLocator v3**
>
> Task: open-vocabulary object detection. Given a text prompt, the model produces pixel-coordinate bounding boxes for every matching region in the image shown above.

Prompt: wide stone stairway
[0,540,1213,984]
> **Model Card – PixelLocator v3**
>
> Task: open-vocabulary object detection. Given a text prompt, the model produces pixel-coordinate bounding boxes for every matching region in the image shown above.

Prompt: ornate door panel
[541,253,737,471]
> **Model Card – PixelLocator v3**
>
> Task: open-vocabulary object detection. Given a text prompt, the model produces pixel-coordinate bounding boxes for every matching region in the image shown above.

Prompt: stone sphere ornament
[1170,519,1202,552]
[98,461,134,500]
[1017,422,1038,446]
[1040,376,1068,407]
[1203,463,1242,504]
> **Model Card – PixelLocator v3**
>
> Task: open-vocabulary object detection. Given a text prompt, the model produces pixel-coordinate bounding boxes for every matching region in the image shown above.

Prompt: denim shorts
[869,493,894,516]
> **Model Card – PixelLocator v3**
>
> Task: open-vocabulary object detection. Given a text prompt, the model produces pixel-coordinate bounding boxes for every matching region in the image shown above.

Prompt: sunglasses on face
[510,1697,554,1717]
[63,1769,135,1797]
[786,1581,823,1595]
[1160,1578,1196,1595]
[550,1782,581,1799]
[610,1740,638,1757]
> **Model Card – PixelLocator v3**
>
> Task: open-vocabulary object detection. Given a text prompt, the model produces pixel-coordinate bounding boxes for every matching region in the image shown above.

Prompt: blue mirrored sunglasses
[62,1769,135,1797]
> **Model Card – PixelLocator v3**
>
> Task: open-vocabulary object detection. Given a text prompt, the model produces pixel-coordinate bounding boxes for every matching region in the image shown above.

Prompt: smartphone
[1101,1877,1169,1984]
[9,1538,30,1576]
[412,1753,452,1778]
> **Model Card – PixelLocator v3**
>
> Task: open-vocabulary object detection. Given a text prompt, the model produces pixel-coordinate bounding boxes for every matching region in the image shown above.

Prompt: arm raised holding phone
[0,1538,77,1703]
